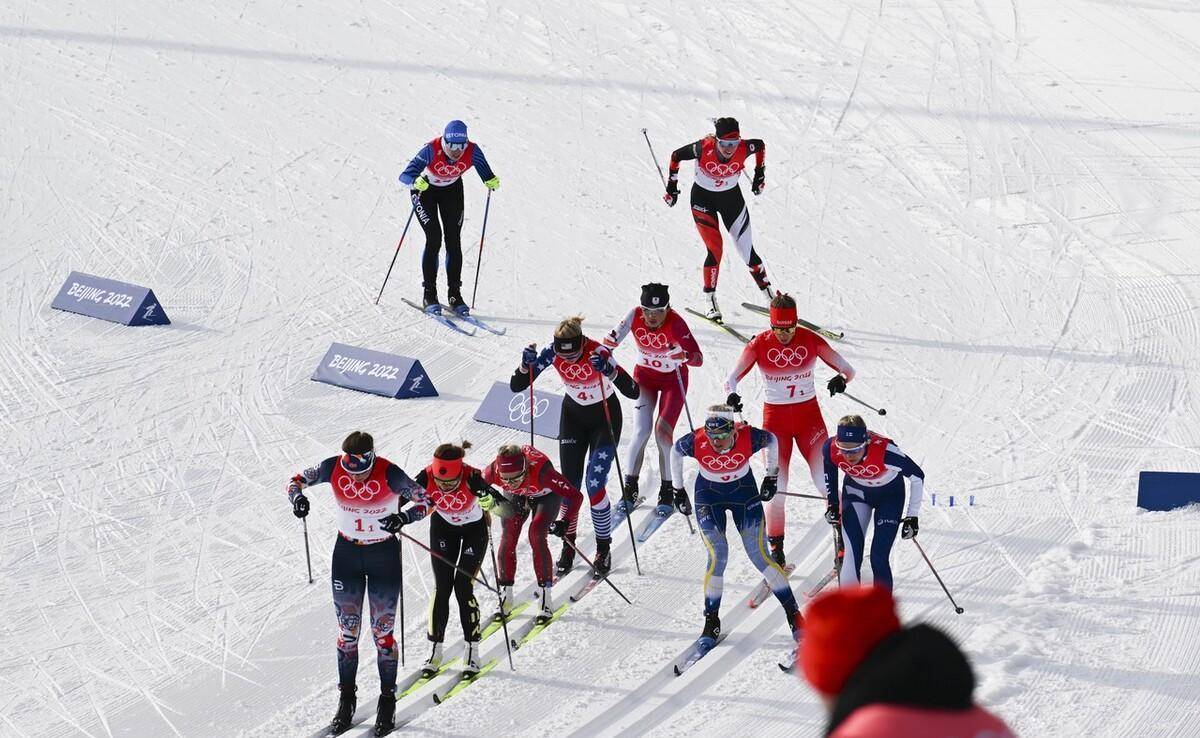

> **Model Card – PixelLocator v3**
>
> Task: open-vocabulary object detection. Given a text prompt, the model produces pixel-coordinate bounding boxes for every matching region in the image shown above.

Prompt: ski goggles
[640,305,668,316]
[716,136,741,150]
[496,454,528,487]
[835,441,867,456]
[443,138,467,153]
[340,451,376,475]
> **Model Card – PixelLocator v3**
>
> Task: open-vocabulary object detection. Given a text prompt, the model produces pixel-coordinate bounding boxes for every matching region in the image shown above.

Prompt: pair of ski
[399,298,507,336]
[682,304,844,344]
[777,525,845,674]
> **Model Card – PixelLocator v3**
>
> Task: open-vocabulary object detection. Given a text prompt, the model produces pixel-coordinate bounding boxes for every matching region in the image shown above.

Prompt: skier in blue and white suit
[822,414,925,591]
[671,404,802,646]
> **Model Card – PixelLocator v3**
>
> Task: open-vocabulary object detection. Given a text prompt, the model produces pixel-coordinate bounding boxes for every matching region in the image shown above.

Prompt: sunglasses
[836,441,867,455]
[716,137,741,148]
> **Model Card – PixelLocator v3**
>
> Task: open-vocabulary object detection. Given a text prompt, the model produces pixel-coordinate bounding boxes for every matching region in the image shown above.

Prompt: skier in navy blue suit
[398,119,499,314]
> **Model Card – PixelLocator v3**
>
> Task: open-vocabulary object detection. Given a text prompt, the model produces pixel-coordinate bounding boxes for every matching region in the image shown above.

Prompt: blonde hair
[554,315,585,339]
[838,414,866,429]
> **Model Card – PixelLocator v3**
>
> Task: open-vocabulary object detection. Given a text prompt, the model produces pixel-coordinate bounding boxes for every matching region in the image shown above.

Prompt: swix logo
[840,463,881,477]
[766,346,808,367]
[431,160,469,178]
[560,362,592,381]
[337,476,382,500]
[703,160,742,177]
[508,394,550,423]
[634,327,669,349]
[702,453,747,471]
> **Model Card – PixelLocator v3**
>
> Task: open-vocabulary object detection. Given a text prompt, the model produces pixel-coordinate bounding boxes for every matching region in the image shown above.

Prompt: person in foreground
[800,586,1016,738]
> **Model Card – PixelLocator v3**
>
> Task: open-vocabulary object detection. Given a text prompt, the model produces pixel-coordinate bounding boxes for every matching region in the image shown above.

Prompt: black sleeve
[745,139,765,154]
[414,469,429,488]
[671,141,701,162]
[510,366,531,392]
[613,366,640,399]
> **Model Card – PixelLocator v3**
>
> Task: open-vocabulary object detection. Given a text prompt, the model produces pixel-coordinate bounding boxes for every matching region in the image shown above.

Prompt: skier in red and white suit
[664,116,773,322]
[723,292,855,567]
[603,282,704,511]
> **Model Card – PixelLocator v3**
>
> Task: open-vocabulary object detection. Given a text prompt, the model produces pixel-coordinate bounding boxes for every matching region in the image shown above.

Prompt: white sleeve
[761,429,779,478]
[670,443,686,489]
[906,475,924,518]
[604,308,636,349]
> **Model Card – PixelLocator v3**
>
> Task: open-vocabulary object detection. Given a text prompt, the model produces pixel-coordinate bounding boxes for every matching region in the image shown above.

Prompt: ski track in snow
[2,0,1200,736]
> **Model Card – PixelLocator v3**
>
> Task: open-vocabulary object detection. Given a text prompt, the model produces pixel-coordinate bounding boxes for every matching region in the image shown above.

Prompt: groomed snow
[3,1,1200,736]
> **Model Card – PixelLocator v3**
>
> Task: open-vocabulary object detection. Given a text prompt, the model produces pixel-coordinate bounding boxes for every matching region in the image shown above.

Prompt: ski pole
[841,391,887,416]
[595,367,642,576]
[485,516,516,672]
[558,534,632,605]
[395,530,501,596]
[777,490,827,501]
[302,517,313,584]
[398,531,405,666]
[671,360,697,536]
[375,200,417,305]
[527,355,536,447]
[641,128,667,188]
[469,190,493,309]
[912,538,964,614]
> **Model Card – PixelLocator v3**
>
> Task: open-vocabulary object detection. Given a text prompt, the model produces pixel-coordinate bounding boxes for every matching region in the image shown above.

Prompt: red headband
[496,452,527,476]
[770,304,797,328]
[717,130,741,141]
[432,457,463,480]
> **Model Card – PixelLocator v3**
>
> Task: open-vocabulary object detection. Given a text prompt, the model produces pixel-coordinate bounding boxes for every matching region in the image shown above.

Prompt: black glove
[901,516,918,539]
[827,375,847,396]
[663,180,680,207]
[292,494,310,519]
[510,495,529,517]
[725,392,743,413]
[751,165,765,195]
[673,487,693,515]
[379,510,411,534]
[824,505,840,526]
[759,475,778,502]
[548,518,567,538]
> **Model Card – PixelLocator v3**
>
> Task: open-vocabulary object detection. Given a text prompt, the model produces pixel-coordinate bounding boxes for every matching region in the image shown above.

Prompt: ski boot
[593,537,612,577]
[701,611,721,647]
[329,683,356,735]
[463,641,481,677]
[534,584,554,623]
[750,265,773,304]
[704,290,722,323]
[617,475,640,517]
[656,480,673,508]
[422,287,441,314]
[447,286,470,317]
[768,535,786,568]
[421,641,443,677]
[555,532,577,577]
[373,692,396,737]
[495,584,515,620]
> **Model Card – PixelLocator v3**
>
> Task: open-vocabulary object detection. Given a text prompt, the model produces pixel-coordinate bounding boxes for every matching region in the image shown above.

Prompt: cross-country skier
[663,116,773,321]
[483,444,583,620]
[398,119,500,315]
[724,291,855,569]
[670,405,802,647]
[823,415,925,591]
[285,431,428,736]
[407,442,512,682]
[509,316,640,576]
[603,282,703,511]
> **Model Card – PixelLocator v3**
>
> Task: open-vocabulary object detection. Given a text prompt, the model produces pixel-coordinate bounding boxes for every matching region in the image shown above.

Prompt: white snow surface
[3,1,1200,736]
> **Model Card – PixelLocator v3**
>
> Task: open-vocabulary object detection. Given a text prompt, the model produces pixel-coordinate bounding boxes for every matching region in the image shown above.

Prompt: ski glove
[751,166,765,195]
[292,494,310,519]
[411,175,430,193]
[379,510,413,534]
[521,344,538,370]
[589,347,616,377]
[901,516,918,539]
[663,181,680,207]
[725,392,744,413]
[548,519,568,538]
[673,487,693,515]
[509,494,529,517]
[824,505,840,526]
[484,175,501,191]
[759,475,778,502]
[488,494,517,520]
[827,375,847,397]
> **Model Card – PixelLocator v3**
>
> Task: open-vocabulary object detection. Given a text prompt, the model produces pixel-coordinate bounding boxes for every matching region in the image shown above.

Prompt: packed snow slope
[4,1,1200,736]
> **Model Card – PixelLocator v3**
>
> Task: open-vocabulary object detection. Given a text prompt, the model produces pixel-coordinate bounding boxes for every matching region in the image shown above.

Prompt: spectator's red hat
[801,586,901,696]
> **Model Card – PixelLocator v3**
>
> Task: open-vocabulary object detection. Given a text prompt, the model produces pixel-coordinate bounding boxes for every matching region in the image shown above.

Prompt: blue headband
[836,425,868,444]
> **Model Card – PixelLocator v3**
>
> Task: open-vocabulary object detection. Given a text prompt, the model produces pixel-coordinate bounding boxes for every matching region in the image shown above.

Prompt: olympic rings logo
[560,362,592,381]
[634,327,669,349]
[432,489,471,513]
[703,161,741,177]
[840,463,881,477]
[508,394,550,423]
[702,453,746,471]
[766,346,808,367]
[336,476,382,501]
[431,161,468,177]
